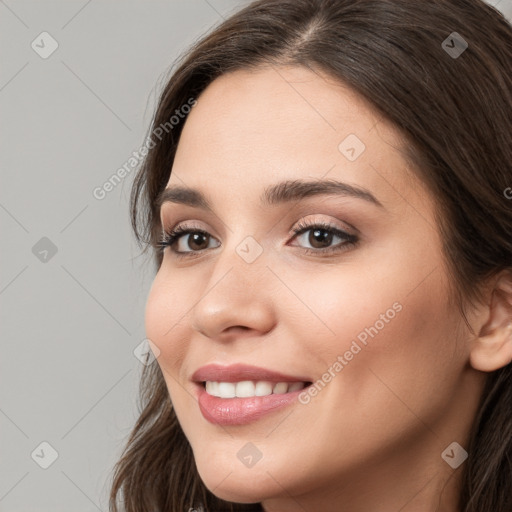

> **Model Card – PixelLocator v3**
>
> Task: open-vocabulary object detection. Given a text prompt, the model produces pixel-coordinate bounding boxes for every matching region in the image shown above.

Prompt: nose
[190,243,276,340]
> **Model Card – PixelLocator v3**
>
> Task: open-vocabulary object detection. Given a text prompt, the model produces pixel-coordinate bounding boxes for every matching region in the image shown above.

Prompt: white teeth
[272,382,288,394]
[205,381,218,396]
[235,380,255,397]
[205,380,306,398]
[217,382,236,398]
[255,381,273,396]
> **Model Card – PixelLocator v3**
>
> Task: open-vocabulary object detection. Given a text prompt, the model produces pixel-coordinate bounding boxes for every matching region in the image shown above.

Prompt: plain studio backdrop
[1,1,511,511]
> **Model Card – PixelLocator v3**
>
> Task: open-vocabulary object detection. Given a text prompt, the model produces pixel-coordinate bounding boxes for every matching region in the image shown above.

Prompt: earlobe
[470,322,512,372]
[469,273,512,372]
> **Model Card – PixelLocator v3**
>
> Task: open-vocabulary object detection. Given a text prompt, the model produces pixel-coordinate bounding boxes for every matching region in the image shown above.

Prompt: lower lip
[195,383,307,426]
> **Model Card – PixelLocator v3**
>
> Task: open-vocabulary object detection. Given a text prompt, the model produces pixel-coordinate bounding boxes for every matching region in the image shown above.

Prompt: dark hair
[109,1,512,510]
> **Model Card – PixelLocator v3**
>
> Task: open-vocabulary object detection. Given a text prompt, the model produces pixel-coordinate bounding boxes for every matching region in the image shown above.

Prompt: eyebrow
[156,178,384,212]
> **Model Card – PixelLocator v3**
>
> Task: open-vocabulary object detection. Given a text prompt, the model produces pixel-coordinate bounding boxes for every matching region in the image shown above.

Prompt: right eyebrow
[157,186,212,212]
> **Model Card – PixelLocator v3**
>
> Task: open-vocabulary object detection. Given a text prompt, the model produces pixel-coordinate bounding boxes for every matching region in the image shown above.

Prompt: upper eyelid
[162,216,351,232]
[162,218,355,243]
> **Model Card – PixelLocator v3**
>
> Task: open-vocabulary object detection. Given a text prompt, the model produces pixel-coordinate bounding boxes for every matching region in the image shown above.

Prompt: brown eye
[160,226,220,255]
[186,232,210,251]
[307,228,334,249]
[290,221,358,255]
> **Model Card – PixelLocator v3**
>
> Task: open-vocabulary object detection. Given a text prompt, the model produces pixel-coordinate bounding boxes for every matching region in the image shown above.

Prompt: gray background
[1,0,510,510]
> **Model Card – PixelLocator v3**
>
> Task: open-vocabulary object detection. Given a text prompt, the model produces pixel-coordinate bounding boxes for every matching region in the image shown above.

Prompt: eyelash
[158,220,358,259]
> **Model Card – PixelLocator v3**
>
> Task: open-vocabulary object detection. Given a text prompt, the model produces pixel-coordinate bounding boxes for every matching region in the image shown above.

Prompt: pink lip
[194,383,308,426]
[191,363,313,426]
[191,363,311,383]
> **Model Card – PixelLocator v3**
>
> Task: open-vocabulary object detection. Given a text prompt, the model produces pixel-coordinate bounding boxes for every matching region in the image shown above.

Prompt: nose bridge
[209,227,268,289]
[190,232,274,337]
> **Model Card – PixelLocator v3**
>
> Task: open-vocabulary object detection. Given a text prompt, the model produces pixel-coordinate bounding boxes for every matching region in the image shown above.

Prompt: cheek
[144,271,192,376]
[271,264,462,476]
[144,272,201,434]
[289,253,462,410]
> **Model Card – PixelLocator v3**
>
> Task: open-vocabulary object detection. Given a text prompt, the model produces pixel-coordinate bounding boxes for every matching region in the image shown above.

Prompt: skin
[144,65,512,512]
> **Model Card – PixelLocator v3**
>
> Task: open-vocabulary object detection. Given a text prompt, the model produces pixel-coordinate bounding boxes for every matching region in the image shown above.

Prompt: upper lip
[191,363,312,383]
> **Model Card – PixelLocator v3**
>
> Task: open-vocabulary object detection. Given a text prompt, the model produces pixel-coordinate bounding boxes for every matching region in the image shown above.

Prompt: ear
[469,270,512,372]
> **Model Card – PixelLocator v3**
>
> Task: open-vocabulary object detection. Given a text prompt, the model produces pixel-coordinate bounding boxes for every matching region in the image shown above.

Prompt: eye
[158,224,220,256]
[158,219,359,258]
[289,220,358,255]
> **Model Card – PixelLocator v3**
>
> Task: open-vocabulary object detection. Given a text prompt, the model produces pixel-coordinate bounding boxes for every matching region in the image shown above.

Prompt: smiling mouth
[203,380,313,398]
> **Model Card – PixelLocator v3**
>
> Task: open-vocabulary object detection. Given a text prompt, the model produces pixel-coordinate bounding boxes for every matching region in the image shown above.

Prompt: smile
[204,380,308,398]
[192,363,314,425]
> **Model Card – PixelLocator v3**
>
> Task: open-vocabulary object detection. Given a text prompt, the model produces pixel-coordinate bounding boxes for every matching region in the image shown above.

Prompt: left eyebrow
[157,178,384,211]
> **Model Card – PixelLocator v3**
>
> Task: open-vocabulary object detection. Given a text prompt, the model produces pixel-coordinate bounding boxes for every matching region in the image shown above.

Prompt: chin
[196,462,281,504]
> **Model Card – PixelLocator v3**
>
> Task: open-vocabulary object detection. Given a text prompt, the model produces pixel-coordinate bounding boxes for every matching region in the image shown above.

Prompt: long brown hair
[109,1,512,510]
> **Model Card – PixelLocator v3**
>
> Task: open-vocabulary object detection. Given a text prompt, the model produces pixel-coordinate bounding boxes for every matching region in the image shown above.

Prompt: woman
[109,0,512,510]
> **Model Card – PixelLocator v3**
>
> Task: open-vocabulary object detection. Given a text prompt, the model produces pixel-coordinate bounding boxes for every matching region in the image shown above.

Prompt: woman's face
[145,66,484,509]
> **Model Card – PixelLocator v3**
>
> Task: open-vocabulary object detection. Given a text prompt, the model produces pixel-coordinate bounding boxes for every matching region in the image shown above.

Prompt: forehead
[168,65,423,211]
